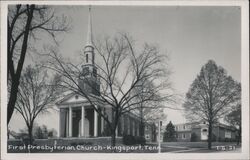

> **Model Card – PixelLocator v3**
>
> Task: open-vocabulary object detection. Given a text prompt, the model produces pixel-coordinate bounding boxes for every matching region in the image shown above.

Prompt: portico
[58,102,104,138]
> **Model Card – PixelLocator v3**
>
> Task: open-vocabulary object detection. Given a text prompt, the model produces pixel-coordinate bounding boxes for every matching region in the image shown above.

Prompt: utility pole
[158,120,162,153]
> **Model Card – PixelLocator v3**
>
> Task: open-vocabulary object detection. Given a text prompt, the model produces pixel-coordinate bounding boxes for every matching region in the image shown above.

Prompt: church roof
[55,91,109,108]
[56,92,74,105]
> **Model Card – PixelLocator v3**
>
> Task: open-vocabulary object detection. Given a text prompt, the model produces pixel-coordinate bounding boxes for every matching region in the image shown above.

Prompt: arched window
[202,129,208,132]
[86,54,88,63]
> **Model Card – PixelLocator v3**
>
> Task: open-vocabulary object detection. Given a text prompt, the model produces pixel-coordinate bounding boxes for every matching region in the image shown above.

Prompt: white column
[127,116,130,135]
[115,128,118,137]
[69,107,72,137]
[132,120,135,136]
[81,106,85,137]
[137,121,140,136]
[94,106,98,137]
[121,115,124,135]
[101,109,104,134]
[58,109,61,138]
[66,110,69,137]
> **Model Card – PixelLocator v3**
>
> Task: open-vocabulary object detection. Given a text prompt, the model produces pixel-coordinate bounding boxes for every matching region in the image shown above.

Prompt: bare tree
[15,65,62,145]
[183,60,241,149]
[45,33,175,146]
[7,4,69,124]
[139,107,167,138]
[135,78,176,137]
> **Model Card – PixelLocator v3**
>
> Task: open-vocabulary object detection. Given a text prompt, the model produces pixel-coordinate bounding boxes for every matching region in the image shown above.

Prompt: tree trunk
[111,131,116,146]
[28,125,33,145]
[110,129,116,153]
[208,122,213,150]
[7,5,35,125]
[139,121,145,137]
[7,80,19,124]
[139,105,144,137]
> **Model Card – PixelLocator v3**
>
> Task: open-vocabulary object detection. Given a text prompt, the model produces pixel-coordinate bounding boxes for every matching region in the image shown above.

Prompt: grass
[159,141,239,148]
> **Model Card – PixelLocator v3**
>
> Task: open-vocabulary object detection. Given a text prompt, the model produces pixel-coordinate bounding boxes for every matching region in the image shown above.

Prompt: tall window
[86,54,88,63]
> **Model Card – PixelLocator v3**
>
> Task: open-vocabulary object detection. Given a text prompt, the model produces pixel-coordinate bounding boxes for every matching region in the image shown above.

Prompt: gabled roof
[175,121,237,131]
[56,91,110,108]
[56,92,88,106]
[175,122,200,126]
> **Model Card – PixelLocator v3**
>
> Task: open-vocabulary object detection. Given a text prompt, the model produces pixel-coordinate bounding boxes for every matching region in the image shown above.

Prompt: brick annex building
[174,122,237,142]
[56,7,155,142]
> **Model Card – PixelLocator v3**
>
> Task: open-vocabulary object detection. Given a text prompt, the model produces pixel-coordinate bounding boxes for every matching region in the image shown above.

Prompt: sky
[9,5,241,131]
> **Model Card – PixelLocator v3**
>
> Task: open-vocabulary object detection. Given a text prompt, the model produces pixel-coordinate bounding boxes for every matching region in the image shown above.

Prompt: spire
[86,6,93,47]
[84,5,95,65]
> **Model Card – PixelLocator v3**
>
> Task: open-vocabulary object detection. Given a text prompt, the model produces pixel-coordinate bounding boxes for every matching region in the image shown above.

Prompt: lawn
[159,141,239,148]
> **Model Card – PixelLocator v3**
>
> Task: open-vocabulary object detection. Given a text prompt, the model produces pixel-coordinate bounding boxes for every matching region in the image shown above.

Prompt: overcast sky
[9,5,241,131]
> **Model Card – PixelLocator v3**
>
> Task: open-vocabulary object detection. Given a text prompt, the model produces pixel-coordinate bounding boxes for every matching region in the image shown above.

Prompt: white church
[49,7,154,140]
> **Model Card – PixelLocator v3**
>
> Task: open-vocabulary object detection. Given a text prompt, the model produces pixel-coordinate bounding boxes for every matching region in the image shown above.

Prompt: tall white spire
[84,5,95,65]
[86,6,93,47]
[80,6,100,96]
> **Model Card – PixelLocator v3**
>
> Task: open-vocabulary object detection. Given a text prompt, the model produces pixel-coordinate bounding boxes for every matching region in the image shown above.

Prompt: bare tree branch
[183,60,241,149]
[7,4,70,124]
[42,33,176,146]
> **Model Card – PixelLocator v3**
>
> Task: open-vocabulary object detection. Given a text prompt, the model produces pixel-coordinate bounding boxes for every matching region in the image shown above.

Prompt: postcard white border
[1,1,249,160]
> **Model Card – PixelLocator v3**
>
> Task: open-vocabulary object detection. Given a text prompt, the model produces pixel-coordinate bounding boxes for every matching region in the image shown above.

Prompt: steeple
[79,6,100,96]
[84,6,94,65]
[86,6,93,47]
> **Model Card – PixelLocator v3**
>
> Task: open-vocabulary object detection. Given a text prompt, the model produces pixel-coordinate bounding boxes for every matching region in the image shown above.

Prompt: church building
[55,7,155,141]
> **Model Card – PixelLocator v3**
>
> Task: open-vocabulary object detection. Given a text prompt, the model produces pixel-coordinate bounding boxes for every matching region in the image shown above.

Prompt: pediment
[56,93,87,105]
